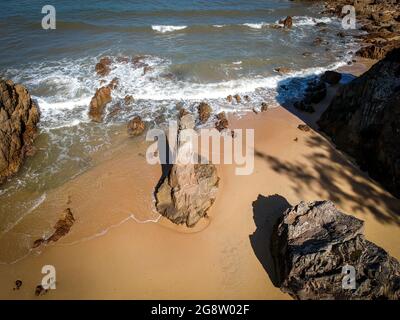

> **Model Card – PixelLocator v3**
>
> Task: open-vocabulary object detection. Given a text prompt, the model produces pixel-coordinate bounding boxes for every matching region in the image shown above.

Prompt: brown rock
[261,102,268,112]
[297,124,310,132]
[95,57,112,77]
[124,95,134,105]
[280,16,293,29]
[88,86,112,122]
[274,67,291,74]
[215,112,229,132]
[127,116,145,136]
[226,95,233,103]
[107,77,119,90]
[321,70,342,85]
[35,285,48,297]
[143,65,154,75]
[233,94,241,103]
[197,102,212,123]
[0,80,40,184]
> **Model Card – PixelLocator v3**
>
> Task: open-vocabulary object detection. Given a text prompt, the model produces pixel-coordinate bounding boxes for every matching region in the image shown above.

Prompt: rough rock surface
[197,102,212,123]
[0,80,40,184]
[321,70,342,85]
[33,208,75,248]
[154,115,219,227]
[127,116,145,136]
[215,112,229,132]
[95,57,112,77]
[88,86,112,122]
[272,200,400,300]
[280,16,293,29]
[318,48,400,197]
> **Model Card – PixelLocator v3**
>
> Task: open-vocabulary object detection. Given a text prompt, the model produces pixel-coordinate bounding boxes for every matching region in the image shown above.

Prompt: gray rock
[271,200,400,300]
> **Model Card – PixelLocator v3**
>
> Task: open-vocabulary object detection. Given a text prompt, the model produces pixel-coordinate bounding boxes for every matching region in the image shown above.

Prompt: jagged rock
[33,208,75,248]
[356,43,400,59]
[321,70,342,85]
[215,112,229,132]
[95,57,112,77]
[280,16,293,29]
[271,200,400,300]
[127,116,145,136]
[124,95,134,105]
[88,86,112,122]
[261,102,268,112]
[297,124,310,132]
[155,162,219,227]
[318,48,400,197]
[233,94,241,103]
[197,102,212,123]
[0,80,40,184]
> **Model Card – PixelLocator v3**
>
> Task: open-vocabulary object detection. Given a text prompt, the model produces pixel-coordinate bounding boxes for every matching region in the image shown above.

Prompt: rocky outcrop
[321,0,400,59]
[95,57,112,77]
[318,48,400,197]
[197,102,212,123]
[272,200,400,300]
[88,86,112,122]
[215,112,229,132]
[127,116,145,136]
[33,208,75,248]
[154,114,219,227]
[293,79,327,113]
[0,80,40,184]
[321,70,341,85]
[280,16,293,29]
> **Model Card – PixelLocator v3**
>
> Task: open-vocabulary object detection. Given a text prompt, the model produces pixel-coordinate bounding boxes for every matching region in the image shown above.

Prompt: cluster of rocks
[318,48,400,197]
[293,70,341,113]
[321,0,400,59]
[0,79,40,184]
[272,200,400,300]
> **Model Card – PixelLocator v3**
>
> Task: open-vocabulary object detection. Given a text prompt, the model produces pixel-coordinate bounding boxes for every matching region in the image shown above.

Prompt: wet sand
[1,58,399,299]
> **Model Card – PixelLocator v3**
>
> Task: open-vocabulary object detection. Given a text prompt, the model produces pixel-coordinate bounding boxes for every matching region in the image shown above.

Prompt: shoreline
[1,56,399,299]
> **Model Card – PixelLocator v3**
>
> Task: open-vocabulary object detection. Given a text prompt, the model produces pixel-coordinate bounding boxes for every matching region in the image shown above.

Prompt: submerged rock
[197,102,212,123]
[272,200,400,300]
[88,86,112,122]
[318,48,400,197]
[0,80,40,184]
[127,116,145,136]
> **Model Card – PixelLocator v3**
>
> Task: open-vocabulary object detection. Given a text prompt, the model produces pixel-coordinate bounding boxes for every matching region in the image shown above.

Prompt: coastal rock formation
[88,86,112,122]
[198,102,212,123]
[124,95,134,105]
[127,116,145,136]
[280,16,293,29]
[233,94,241,103]
[33,208,75,248]
[155,162,219,227]
[271,200,400,300]
[318,48,400,197]
[215,112,229,132]
[95,57,112,77]
[0,80,40,184]
[321,70,341,85]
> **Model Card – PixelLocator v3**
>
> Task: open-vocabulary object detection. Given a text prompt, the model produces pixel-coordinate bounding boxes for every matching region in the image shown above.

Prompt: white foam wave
[152,25,187,33]
[243,22,267,29]
[292,16,333,27]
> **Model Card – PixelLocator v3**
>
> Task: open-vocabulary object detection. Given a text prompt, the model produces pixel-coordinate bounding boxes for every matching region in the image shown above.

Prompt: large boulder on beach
[88,86,112,122]
[0,80,40,184]
[318,48,400,197]
[272,200,400,300]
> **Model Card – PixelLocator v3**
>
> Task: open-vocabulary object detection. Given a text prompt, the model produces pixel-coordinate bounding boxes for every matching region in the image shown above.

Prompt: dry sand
[0,58,399,299]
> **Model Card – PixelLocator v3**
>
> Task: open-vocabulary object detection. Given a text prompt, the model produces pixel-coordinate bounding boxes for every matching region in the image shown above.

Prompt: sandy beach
[0,57,399,300]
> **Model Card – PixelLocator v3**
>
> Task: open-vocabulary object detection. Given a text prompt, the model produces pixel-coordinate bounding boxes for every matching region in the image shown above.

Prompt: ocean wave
[242,22,268,29]
[152,25,187,33]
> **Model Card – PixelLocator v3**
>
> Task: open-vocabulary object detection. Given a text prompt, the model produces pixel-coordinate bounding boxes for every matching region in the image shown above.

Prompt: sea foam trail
[152,25,187,33]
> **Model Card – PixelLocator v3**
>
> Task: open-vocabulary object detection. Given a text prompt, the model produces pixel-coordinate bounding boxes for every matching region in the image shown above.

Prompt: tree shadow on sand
[255,134,400,226]
[249,194,291,287]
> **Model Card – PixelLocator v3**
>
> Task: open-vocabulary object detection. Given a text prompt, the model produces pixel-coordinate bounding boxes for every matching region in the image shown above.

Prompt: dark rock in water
[233,94,241,103]
[226,95,233,103]
[337,31,345,38]
[143,65,154,75]
[304,79,327,104]
[297,124,310,132]
[316,22,327,28]
[294,100,315,113]
[261,102,268,112]
[272,200,400,300]
[33,209,75,248]
[244,95,251,102]
[95,57,112,77]
[313,37,323,45]
[318,48,400,198]
[321,70,342,85]
[197,102,212,123]
[215,112,229,132]
[127,116,145,137]
[0,80,40,184]
[88,86,112,122]
[280,16,293,29]
[124,95,134,105]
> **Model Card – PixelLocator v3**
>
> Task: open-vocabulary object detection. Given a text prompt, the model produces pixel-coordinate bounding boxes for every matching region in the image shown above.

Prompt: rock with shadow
[249,194,291,287]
